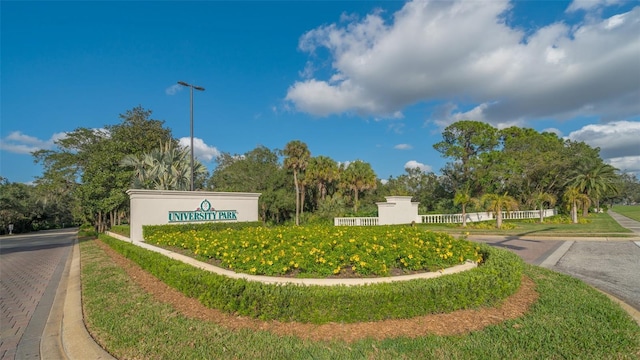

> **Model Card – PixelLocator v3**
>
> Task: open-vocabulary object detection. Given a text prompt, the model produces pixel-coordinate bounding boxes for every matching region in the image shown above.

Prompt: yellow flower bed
[147,225,482,277]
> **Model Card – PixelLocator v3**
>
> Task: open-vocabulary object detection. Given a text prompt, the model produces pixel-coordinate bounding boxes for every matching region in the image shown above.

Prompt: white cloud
[178,137,220,162]
[607,156,640,174]
[165,84,183,95]
[567,0,624,13]
[286,0,640,127]
[0,131,66,154]
[404,160,432,173]
[567,121,640,177]
[394,143,412,150]
[567,120,640,159]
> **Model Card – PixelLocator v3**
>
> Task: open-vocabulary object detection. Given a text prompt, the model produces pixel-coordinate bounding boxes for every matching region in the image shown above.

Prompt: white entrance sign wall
[376,196,419,225]
[127,189,261,242]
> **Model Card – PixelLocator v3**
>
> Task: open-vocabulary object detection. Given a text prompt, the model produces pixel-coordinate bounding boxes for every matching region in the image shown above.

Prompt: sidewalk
[608,210,640,235]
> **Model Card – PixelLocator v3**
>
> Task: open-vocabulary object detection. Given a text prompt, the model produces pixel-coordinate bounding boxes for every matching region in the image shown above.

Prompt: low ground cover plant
[144,224,483,277]
[109,224,130,237]
[99,234,522,323]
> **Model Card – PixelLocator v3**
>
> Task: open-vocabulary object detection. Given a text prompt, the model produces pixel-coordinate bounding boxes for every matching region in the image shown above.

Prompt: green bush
[99,234,522,324]
[143,221,263,240]
[466,221,517,230]
[110,225,130,237]
[521,215,591,224]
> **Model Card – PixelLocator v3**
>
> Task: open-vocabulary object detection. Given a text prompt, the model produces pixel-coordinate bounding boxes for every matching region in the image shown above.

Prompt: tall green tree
[33,106,174,231]
[0,179,37,233]
[341,160,377,213]
[481,193,518,229]
[209,146,293,224]
[283,140,310,225]
[433,120,499,191]
[485,128,567,202]
[614,173,640,205]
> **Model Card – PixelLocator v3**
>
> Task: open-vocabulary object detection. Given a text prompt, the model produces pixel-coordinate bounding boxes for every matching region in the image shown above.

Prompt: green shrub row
[143,221,263,239]
[109,225,130,237]
[99,234,523,324]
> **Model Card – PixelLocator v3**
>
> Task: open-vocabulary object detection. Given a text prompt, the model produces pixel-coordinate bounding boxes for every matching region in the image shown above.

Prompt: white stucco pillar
[376,196,419,225]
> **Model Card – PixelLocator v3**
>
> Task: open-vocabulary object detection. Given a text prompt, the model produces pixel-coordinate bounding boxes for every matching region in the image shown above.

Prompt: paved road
[550,211,640,312]
[552,240,640,311]
[0,229,75,360]
[470,210,640,314]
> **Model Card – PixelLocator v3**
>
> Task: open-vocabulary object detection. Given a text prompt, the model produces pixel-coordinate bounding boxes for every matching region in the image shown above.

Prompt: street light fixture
[177,81,205,191]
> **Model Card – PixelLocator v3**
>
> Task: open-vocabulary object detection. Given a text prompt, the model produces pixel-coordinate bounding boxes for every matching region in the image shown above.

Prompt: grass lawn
[420,212,634,237]
[612,205,640,222]
[81,238,640,359]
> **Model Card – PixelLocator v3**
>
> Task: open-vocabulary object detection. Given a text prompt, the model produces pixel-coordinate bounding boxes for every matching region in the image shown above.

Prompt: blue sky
[2,0,639,185]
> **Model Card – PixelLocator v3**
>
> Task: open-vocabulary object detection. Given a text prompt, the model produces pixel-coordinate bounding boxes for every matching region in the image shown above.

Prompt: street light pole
[177,81,205,191]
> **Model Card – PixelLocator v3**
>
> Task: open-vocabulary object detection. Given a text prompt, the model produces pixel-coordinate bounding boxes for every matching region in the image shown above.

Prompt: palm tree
[563,186,590,224]
[568,161,619,216]
[341,160,377,213]
[121,142,206,191]
[283,140,310,225]
[306,156,340,204]
[481,193,518,229]
[453,186,478,227]
[530,192,556,223]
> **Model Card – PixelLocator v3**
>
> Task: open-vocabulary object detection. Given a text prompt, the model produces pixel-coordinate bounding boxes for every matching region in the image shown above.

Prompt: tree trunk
[461,204,467,227]
[496,211,502,229]
[300,183,305,217]
[353,188,359,213]
[539,206,544,223]
[293,171,300,226]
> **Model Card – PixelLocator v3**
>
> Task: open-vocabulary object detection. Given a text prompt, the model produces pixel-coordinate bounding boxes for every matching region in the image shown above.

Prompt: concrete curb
[467,235,640,242]
[40,238,72,360]
[594,289,640,327]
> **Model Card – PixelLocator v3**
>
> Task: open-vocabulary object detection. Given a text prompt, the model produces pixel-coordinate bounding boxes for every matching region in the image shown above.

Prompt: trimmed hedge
[143,221,264,239]
[109,225,130,237]
[99,234,523,324]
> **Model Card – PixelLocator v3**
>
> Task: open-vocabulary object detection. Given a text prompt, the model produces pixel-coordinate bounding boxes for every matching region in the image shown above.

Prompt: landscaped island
[102,222,523,324]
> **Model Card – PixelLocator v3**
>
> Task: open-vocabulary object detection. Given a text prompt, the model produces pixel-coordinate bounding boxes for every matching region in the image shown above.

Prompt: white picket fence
[335,209,556,226]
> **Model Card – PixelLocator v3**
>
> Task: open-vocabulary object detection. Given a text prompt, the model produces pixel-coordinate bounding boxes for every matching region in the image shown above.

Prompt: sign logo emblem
[200,199,212,212]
